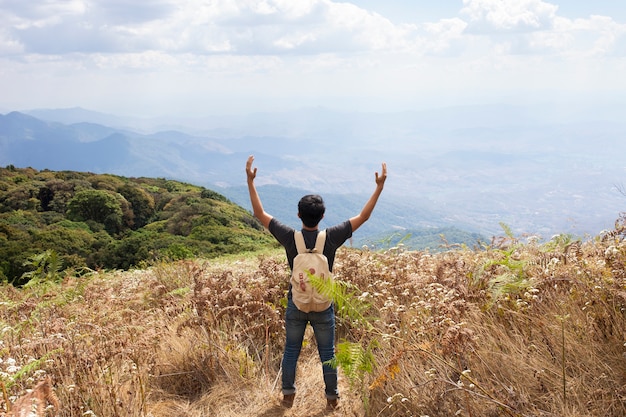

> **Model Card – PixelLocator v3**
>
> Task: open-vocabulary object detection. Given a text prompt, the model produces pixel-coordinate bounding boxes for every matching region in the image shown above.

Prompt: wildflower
[6,364,20,374]
[386,393,406,405]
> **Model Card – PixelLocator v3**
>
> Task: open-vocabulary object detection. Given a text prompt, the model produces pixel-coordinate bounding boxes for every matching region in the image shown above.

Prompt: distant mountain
[3,106,626,239]
[20,104,574,139]
[25,107,143,131]
[0,111,240,183]
[0,111,450,242]
[0,113,129,172]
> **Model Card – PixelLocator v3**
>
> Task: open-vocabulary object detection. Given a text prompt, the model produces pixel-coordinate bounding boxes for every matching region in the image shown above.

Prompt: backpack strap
[314,230,326,253]
[294,231,307,254]
[294,230,327,254]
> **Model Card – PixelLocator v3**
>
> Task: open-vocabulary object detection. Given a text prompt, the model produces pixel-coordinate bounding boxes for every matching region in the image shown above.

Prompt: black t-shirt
[268,218,353,271]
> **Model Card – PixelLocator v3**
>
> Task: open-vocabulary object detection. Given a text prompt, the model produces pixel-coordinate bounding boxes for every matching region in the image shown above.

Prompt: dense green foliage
[0,166,276,284]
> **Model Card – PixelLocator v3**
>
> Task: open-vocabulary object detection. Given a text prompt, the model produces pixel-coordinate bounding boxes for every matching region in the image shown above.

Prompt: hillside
[1,223,624,416]
[0,166,276,284]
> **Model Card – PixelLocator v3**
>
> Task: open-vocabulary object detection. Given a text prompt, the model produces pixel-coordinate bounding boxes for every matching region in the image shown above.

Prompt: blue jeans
[282,297,339,400]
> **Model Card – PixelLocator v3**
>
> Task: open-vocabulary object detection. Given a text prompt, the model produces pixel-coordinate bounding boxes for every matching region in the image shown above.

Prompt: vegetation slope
[0,166,276,284]
[1,215,625,416]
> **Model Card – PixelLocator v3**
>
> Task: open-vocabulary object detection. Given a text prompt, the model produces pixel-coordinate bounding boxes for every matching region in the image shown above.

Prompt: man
[245,155,387,410]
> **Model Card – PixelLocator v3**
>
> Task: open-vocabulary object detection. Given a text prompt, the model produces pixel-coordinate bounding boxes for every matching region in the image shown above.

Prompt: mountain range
[2,105,625,241]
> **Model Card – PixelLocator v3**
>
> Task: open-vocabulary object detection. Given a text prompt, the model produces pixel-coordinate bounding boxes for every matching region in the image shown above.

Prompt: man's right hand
[375,162,387,188]
[246,155,257,182]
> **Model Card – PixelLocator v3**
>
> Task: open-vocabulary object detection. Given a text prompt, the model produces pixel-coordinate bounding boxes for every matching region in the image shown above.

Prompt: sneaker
[326,398,339,410]
[282,393,295,408]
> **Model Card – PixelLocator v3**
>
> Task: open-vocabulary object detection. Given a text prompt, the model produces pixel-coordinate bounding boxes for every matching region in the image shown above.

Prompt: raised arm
[246,155,273,229]
[350,162,387,232]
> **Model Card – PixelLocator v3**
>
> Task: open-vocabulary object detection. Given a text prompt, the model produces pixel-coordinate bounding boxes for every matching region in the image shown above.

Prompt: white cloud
[565,15,626,57]
[4,0,87,27]
[461,0,558,32]
[0,0,420,55]
[454,0,626,62]
[1,0,623,60]
[421,18,468,56]
[0,0,625,116]
[0,28,22,54]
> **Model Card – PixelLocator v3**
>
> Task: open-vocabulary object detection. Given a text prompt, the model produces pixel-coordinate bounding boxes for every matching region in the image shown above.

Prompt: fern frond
[488,272,537,306]
[308,274,372,328]
[3,349,63,390]
[329,340,376,388]
[22,250,64,287]
[499,222,514,239]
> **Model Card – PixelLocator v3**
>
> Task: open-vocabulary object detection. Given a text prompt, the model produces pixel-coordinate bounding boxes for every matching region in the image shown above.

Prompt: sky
[1,0,625,117]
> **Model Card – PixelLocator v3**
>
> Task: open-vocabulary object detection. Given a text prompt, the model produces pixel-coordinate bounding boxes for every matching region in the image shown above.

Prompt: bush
[67,189,125,234]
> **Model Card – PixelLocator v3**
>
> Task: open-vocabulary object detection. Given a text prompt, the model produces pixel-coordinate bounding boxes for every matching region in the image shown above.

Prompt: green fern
[499,222,513,238]
[475,223,535,309]
[308,273,372,328]
[21,250,64,287]
[308,272,379,409]
[488,273,536,302]
[326,340,376,388]
[541,233,579,252]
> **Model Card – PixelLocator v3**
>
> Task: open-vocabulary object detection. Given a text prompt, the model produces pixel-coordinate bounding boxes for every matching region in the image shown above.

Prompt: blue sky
[1,0,625,117]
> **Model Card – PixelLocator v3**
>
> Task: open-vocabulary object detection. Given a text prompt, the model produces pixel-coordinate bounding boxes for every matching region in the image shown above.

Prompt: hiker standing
[245,155,387,410]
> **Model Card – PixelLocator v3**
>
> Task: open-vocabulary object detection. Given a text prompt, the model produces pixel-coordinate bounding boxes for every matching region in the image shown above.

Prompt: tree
[117,184,156,229]
[67,190,124,234]
[37,179,75,213]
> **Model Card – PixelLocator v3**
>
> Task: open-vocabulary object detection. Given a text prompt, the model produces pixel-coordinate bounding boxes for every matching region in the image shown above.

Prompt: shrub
[67,189,124,234]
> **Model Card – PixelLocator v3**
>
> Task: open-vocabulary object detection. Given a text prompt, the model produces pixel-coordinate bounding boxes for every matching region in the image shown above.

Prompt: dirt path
[251,354,365,417]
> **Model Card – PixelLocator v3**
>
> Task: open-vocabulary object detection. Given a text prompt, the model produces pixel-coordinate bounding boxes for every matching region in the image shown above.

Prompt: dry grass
[1,223,625,417]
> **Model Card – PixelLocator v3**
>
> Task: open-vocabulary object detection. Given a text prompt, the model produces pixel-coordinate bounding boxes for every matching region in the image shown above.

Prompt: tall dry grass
[1,220,625,416]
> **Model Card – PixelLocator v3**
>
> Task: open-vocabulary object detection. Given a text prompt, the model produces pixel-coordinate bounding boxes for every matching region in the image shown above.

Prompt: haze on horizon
[1,0,625,119]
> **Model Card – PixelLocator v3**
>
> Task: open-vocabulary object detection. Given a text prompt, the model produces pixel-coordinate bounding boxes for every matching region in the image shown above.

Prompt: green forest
[0,166,276,284]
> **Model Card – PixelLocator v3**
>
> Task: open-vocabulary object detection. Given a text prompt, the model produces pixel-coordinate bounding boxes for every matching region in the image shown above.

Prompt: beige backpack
[291,230,332,312]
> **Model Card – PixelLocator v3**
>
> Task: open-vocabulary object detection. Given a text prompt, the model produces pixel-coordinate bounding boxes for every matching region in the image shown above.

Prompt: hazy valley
[2,104,625,241]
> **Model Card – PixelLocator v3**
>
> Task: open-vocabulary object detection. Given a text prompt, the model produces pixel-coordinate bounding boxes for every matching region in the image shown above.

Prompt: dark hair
[298,194,325,228]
